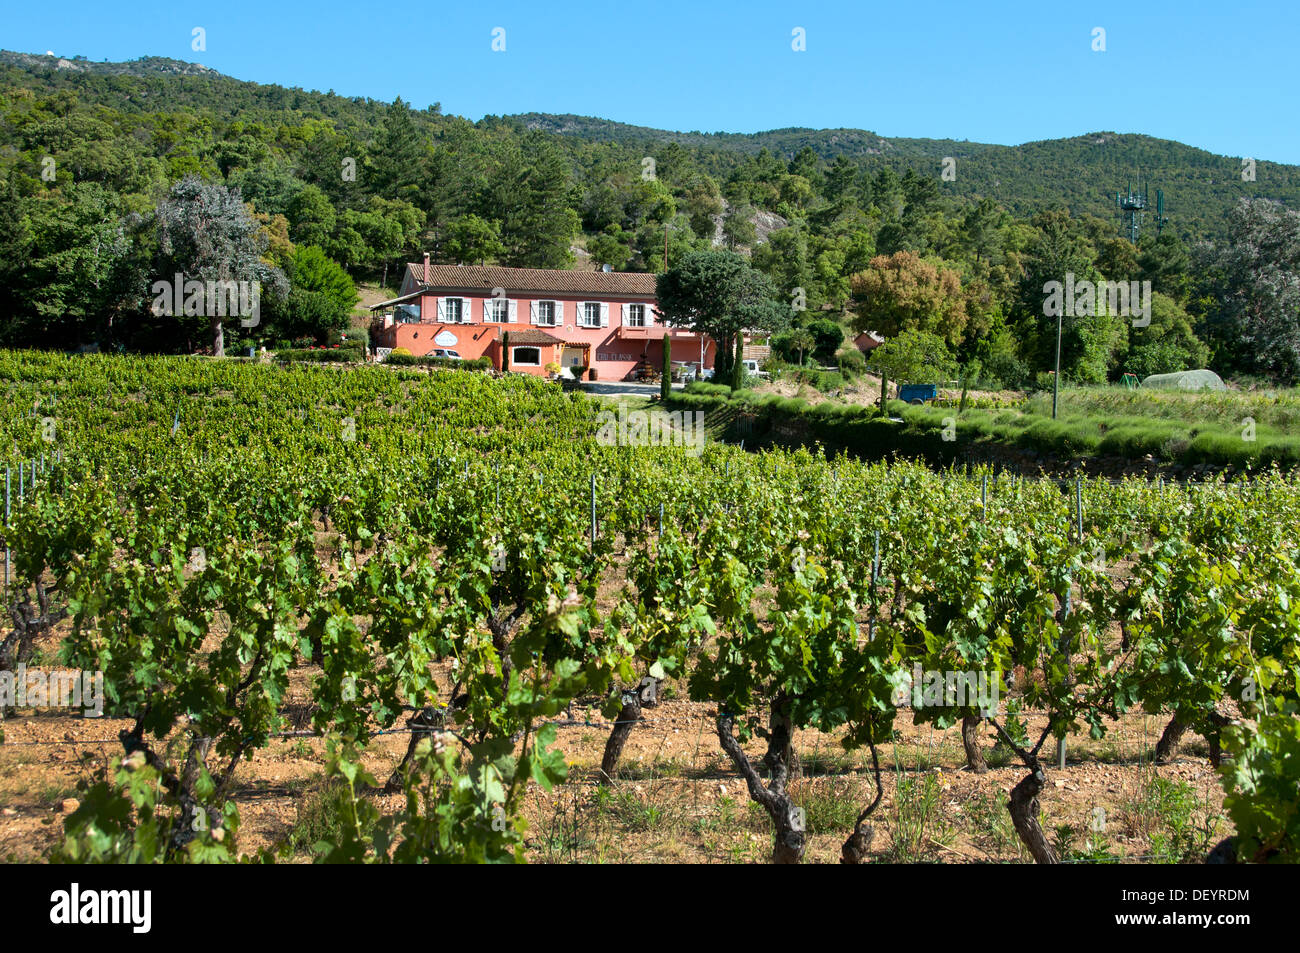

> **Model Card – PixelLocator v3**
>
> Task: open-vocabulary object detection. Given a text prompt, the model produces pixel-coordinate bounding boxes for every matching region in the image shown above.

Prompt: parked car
[742,359,768,379]
[430,349,463,360]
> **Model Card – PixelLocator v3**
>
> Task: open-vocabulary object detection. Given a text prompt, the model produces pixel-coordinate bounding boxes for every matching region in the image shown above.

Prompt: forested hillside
[2,50,1299,384]
[513,112,1300,237]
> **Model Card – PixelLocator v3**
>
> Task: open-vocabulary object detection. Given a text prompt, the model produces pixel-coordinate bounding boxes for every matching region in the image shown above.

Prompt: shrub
[334,326,368,349]
[384,354,493,371]
[806,318,845,363]
[277,345,365,363]
[685,381,732,397]
[286,779,375,857]
[837,348,867,376]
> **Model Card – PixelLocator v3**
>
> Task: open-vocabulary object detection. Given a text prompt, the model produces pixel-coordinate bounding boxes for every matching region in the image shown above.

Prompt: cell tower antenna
[1116,171,1148,244]
[1153,189,1168,237]
[1116,169,1167,243]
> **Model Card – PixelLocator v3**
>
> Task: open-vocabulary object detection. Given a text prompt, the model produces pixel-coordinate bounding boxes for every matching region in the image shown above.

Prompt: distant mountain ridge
[512,113,894,157]
[507,111,1300,235]
[0,50,221,77]
[2,50,1297,239]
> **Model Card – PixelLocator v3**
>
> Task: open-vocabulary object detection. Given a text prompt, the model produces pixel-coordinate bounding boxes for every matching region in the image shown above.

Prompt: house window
[627,304,646,327]
[536,301,557,327]
[512,346,541,366]
[444,298,463,323]
[582,302,602,327]
[489,298,508,323]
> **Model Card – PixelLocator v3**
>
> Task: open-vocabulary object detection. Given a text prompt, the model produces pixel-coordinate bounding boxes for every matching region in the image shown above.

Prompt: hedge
[665,388,1300,470]
[683,381,733,398]
[383,354,493,371]
[277,346,366,363]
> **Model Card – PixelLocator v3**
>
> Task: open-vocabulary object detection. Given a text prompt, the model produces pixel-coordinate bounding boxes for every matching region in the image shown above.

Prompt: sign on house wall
[434,330,459,347]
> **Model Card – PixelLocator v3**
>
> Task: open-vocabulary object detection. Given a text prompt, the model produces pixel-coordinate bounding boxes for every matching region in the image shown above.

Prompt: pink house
[370,258,717,380]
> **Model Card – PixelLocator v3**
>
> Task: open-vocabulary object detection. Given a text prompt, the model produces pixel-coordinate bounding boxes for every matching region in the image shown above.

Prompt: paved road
[581,381,685,398]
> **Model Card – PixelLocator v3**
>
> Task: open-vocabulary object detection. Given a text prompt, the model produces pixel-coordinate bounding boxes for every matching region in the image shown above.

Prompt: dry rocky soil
[1,662,1229,864]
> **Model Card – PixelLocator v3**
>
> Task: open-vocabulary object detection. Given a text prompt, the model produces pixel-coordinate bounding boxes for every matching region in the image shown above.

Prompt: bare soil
[0,680,1228,864]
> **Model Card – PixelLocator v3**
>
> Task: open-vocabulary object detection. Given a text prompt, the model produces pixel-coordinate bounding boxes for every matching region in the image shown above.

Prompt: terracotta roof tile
[502,328,564,345]
[406,263,656,297]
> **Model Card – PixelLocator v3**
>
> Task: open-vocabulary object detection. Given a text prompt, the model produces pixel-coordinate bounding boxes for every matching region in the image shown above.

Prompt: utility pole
[1052,309,1063,420]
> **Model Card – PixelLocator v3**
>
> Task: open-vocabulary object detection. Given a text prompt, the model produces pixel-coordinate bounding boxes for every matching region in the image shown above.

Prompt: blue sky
[5,0,1298,163]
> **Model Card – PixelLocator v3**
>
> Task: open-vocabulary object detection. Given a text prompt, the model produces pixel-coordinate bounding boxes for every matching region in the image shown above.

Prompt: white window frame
[511,346,542,366]
[580,302,602,328]
[441,297,469,324]
[535,300,558,327]
[625,303,647,327]
[486,297,510,323]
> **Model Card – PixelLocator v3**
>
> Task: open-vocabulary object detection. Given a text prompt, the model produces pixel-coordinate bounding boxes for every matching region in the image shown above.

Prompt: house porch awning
[368,289,425,311]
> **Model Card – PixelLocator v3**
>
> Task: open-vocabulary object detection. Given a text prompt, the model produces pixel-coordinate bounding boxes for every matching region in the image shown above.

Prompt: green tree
[681,174,724,241]
[960,199,1006,266]
[974,313,1030,387]
[850,251,969,345]
[292,245,358,324]
[721,203,757,249]
[444,214,505,265]
[633,217,698,272]
[656,249,790,386]
[824,155,859,205]
[1192,198,1300,381]
[587,226,632,271]
[4,183,140,348]
[870,328,957,383]
[370,97,425,202]
[481,134,579,268]
[1096,236,1139,283]
[752,226,813,306]
[806,318,845,363]
[783,327,816,365]
[1123,292,1209,378]
[287,184,337,249]
[153,176,287,356]
[365,198,424,288]
[1138,232,1191,302]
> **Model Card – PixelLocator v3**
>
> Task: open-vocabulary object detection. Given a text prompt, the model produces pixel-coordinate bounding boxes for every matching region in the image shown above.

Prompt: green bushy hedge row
[669,387,1300,469]
[383,354,493,371]
[277,346,366,363]
[683,381,733,398]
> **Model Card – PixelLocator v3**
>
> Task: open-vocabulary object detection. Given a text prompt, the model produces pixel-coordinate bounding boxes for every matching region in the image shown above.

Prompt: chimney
[423,252,430,283]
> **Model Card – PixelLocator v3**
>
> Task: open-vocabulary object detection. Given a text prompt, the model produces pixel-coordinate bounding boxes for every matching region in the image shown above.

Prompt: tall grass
[1024,385,1300,432]
[669,382,1300,468]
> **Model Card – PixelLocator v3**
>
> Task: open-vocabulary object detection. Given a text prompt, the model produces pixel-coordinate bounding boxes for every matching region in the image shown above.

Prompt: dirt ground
[757,375,1025,410]
[0,528,1228,865]
[0,677,1228,865]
